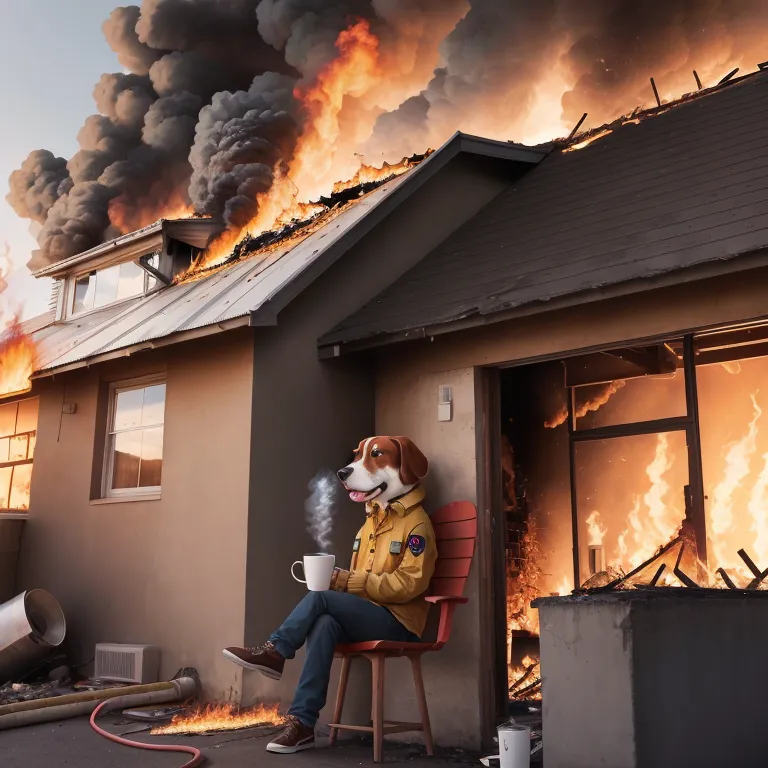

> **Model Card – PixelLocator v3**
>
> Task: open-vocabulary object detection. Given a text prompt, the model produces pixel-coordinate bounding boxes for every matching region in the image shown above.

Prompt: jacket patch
[389,541,403,555]
[353,538,361,552]
[408,535,426,556]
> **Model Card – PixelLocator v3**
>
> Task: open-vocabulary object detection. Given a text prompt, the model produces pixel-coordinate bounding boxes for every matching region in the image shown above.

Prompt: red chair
[328,501,478,762]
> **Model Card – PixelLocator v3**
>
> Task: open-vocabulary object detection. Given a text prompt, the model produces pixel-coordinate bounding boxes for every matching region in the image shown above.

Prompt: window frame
[0,397,39,514]
[67,253,160,320]
[102,375,166,500]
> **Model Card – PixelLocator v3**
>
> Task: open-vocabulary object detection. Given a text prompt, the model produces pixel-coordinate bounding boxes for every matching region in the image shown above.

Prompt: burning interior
[502,321,768,706]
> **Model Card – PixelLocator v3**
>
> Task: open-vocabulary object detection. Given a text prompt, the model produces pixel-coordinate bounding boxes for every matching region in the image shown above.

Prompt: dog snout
[337,466,353,482]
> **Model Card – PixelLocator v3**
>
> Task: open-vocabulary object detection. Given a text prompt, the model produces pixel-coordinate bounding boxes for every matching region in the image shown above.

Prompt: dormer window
[68,254,159,318]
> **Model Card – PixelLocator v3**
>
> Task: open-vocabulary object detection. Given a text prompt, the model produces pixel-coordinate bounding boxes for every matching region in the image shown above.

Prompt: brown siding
[17,330,254,700]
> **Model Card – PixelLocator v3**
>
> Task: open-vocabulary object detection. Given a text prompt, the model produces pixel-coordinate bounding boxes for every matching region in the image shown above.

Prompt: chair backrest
[429,501,478,597]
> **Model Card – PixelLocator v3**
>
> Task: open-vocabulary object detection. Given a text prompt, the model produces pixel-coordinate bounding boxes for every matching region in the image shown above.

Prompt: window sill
[90,494,161,506]
[0,512,29,520]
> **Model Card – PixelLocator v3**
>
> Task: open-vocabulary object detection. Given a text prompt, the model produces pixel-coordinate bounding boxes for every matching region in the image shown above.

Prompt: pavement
[3,715,485,767]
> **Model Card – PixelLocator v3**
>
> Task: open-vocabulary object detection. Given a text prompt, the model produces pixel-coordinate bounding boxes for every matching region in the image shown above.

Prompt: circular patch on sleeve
[408,534,426,556]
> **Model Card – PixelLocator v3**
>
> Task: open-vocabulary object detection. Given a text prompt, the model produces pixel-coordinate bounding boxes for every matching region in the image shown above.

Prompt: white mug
[291,553,336,591]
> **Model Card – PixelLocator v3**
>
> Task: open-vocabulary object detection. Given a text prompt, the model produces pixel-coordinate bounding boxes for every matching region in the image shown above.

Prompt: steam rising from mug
[305,470,338,553]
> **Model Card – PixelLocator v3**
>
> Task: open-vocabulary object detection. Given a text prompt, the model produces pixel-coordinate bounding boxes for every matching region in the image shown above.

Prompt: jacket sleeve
[332,526,363,592]
[347,521,436,604]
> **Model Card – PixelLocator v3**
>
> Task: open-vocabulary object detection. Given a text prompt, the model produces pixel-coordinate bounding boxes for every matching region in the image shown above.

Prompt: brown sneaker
[266,716,315,754]
[222,641,285,679]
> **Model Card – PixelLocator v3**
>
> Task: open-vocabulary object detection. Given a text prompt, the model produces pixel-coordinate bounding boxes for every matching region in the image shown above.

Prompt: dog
[336,436,428,506]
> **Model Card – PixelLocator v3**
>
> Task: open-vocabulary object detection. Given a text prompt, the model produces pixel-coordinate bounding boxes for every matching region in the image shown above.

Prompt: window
[104,380,166,497]
[0,398,39,513]
[70,255,159,317]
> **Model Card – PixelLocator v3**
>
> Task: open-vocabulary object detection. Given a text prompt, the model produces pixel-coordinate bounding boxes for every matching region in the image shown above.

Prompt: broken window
[0,398,39,513]
[105,380,166,497]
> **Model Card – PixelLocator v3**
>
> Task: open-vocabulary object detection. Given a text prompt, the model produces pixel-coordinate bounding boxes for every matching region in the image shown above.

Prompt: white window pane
[73,273,96,314]
[0,403,16,438]
[0,466,11,508]
[9,464,32,510]
[112,432,141,489]
[114,388,144,431]
[117,261,145,300]
[94,265,120,308]
[139,427,163,487]
[16,398,39,434]
[142,384,166,426]
[9,435,27,462]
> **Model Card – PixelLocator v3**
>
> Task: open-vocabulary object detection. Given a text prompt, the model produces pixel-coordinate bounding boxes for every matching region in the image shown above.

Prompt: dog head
[337,436,428,506]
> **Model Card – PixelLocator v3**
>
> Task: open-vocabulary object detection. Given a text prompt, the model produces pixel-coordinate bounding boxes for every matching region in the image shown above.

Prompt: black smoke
[8,0,768,270]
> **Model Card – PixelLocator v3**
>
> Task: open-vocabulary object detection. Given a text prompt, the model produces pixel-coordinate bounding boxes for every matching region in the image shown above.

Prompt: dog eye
[371,448,382,458]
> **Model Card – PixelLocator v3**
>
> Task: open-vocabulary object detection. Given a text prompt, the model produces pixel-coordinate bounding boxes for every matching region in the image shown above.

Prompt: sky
[0,0,121,320]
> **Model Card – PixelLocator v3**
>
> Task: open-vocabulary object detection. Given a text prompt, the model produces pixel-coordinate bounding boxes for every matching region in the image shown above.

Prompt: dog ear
[391,436,428,486]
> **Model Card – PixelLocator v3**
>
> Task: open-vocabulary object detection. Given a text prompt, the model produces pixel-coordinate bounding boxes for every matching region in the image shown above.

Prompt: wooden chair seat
[328,501,478,762]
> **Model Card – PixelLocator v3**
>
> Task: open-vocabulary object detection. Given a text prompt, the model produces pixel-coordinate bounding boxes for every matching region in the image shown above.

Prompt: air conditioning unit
[94,643,160,684]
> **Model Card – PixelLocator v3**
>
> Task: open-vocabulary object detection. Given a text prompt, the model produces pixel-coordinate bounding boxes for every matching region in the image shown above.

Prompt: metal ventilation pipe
[0,675,199,730]
[0,590,66,683]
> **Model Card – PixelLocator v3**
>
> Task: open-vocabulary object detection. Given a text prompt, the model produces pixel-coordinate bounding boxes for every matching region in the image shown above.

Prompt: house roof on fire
[28,133,544,376]
[322,68,768,350]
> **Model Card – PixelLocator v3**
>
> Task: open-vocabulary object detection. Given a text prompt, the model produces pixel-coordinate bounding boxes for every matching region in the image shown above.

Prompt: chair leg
[409,653,434,756]
[370,654,385,763]
[328,654,351,746]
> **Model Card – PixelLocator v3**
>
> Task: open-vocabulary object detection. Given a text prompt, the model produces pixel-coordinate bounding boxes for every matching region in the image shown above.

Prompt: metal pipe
[0,590,66,683]
[0,676,197,730]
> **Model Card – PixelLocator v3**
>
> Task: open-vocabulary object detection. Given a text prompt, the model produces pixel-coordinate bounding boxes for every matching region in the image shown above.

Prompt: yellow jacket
[334,485,437,638]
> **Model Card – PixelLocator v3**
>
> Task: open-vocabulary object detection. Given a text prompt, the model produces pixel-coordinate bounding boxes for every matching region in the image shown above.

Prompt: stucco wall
[376,365,480,747]
[241,151,520,732]
[17,330,253,700]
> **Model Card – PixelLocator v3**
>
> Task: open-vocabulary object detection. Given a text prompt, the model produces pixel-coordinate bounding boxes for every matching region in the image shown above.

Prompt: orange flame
[709,393,761,575]
[150,703,285,736]
[563,128,614,153]
[108,191,194,235]
[188,18,387,275]
[0,316,37,399]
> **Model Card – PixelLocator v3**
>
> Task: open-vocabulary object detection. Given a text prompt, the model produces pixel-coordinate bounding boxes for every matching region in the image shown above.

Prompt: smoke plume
[304,470,339,553]
[8,0,768,270]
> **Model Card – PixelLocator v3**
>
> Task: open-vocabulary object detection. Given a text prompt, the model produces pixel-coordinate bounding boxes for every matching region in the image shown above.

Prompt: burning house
[6,60,768,762]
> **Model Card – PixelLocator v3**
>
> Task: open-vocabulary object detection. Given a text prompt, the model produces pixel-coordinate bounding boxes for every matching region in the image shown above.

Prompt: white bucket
[497,722,531,768]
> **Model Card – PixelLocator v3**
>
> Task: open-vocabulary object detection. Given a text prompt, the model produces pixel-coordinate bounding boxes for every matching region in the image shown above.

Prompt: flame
[748,451,768,565]
[331,155,423,194]
[709,393,761,573]
[108,191,193,234]
[508,655,542,700]
[189,18,387,275]
[586,511,607,545]
[0,316,37,399]
[563,128,614,152]
[150,703,285,736]
[544,380,626,428]
[544,405,568,429]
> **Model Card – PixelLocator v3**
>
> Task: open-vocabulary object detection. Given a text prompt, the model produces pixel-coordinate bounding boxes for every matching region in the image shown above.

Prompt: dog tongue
[349,491,369,503]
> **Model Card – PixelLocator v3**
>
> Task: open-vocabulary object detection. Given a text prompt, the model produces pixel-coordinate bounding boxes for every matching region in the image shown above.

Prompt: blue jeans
[269,591,418,727]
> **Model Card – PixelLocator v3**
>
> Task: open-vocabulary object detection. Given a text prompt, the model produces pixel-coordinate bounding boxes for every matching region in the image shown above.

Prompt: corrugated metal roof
[29,171,414,374]
[323,70,768,348]
[26,132,545,375]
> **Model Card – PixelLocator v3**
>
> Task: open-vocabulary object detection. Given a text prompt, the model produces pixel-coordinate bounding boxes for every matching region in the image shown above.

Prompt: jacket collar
[366,484,425,518]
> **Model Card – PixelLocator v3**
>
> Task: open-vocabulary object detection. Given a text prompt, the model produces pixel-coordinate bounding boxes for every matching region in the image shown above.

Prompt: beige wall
[376,365,481,747]
[17,330,254,700]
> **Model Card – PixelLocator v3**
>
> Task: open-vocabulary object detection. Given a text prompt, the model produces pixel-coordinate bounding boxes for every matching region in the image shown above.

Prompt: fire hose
[90,697,203,768]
